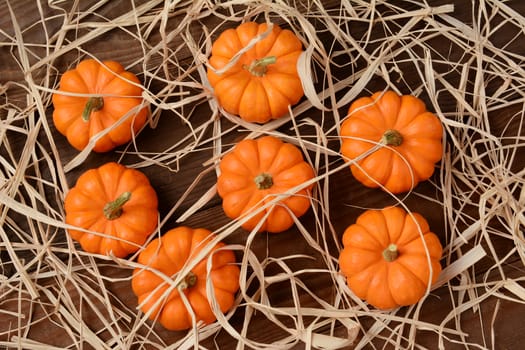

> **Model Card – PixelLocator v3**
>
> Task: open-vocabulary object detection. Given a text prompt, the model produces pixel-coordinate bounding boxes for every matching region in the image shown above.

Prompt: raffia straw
[2,0,525,349]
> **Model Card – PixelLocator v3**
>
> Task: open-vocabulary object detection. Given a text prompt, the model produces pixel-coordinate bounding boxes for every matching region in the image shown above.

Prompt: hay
[1,0,524,349]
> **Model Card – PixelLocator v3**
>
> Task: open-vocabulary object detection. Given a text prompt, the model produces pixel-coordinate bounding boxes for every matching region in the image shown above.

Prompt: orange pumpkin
[338,207,442,309]
[131,226,240,331]
[339,91,443,193]
[52,59,148,152]
[207,22,304,123]
[64,162,158,257]
[217,136,315,233]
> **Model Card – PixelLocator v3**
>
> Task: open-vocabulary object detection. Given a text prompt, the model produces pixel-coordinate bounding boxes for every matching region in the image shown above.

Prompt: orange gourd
[217,136,315,233]
[339,90,443,193]
[131,226,240,331]
[52,59,148,152]
[64,162,158,257]
[207,22,304,123]
[338,207,443,309]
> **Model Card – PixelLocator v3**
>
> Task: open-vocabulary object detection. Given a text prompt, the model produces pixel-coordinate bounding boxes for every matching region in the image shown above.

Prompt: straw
[1,0,524,349]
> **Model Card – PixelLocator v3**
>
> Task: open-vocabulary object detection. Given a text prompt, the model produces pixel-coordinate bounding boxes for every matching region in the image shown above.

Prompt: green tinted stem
[103,191,131,220]
[82,96,104,122]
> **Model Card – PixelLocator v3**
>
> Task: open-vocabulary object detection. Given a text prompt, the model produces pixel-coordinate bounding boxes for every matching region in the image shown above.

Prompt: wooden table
[1,1,524,349]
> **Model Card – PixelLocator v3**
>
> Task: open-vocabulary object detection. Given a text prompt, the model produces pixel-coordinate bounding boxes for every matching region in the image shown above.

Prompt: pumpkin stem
[82,96,104,122]
[381,129,403,147]
[382,244,399,262]
[254,173,274,190]
[103,191,131,220]
[244,56,277,77]
[178,271,197,290]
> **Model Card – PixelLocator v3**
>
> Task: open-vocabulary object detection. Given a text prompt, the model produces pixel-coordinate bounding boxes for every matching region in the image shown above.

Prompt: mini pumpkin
[217,135,315,233]
[131,226,240,331]
[52,59,148,152]
[64,162,158,257]
[339,90,443,193]
[338,207,442,310]
[207,22,304,123]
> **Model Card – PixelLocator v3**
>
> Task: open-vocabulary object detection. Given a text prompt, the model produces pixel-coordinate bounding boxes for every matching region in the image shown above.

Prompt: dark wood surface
[1,1,524,349]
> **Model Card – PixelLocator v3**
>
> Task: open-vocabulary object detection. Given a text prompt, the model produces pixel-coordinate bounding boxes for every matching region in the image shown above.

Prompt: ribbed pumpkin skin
[340,91,443,193]
[131,227,240,331]
[216,136,315,233]
[64,162,158,257]
[338,207,443,310]
[52,59,148,152]
[207,22,304,123]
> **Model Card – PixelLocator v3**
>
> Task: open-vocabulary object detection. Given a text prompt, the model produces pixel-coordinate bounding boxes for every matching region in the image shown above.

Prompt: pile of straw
[1,1,524,349]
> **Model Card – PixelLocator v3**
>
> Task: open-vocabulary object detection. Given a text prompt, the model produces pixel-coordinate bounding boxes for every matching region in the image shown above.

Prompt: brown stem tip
[381,129,403,147]
[254,173,274,190]
[178,272,197,290]
[382,243,399,262]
